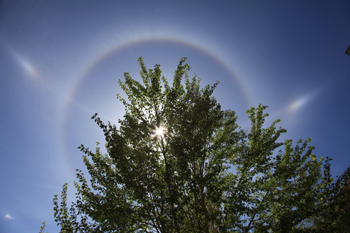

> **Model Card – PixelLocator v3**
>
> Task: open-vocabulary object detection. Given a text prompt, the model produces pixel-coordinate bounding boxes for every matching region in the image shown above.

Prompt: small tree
[43,57,349,232]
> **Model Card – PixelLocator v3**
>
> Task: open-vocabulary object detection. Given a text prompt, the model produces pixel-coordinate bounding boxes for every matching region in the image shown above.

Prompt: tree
[42,57,350,232]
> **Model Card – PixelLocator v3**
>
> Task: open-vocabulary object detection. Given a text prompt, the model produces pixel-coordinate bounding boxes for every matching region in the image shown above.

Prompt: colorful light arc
[61,35,253,173]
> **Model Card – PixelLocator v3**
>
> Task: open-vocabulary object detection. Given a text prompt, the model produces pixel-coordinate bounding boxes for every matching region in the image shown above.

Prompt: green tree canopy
[44,57,350,232]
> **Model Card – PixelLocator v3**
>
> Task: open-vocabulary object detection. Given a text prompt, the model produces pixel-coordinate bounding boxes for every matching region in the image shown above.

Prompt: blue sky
[0,1,349,232]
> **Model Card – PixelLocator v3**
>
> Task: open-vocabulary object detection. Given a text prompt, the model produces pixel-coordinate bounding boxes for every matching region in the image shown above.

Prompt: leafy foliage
[42,57,349,232]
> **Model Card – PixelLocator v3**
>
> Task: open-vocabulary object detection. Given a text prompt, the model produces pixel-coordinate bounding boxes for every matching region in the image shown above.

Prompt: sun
[151,126,167,137]
[156,128,164,136]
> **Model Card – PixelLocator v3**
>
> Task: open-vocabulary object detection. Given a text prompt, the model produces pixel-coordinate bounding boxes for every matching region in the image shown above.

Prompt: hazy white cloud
[4,214,14,220]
